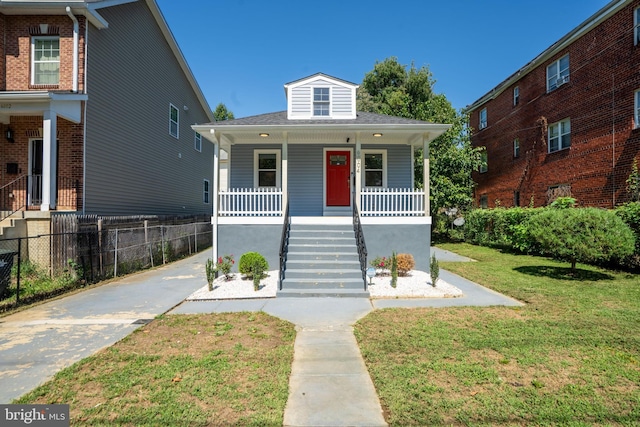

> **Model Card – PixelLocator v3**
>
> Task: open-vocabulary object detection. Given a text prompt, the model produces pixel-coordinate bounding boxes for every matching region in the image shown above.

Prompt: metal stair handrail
[278,198,290,290]
[352,197,368,291]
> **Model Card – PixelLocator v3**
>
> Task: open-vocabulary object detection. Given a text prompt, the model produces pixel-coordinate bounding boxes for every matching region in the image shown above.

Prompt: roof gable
[284,73,358,121]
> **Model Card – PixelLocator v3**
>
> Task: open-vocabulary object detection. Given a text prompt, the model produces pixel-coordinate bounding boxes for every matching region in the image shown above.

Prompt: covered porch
[0,92,86,221]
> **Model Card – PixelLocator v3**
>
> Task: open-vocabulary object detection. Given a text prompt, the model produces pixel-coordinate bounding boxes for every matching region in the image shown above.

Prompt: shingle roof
[203,111,438,127]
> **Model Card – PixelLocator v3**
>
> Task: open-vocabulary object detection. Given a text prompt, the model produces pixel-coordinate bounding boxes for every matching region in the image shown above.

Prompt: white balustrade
[360,188,425,216]
[218,188,283,217]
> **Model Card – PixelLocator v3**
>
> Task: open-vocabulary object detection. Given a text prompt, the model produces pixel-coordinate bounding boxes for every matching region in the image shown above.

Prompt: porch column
[355,135,361,212]
[423,136,430,217]
[282,133,288,214]
[41,110,57,211]
[211,131,219,263]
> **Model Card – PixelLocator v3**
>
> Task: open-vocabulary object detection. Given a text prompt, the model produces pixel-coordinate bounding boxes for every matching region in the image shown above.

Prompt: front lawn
[354,243,640,426]
[14,312,296,426]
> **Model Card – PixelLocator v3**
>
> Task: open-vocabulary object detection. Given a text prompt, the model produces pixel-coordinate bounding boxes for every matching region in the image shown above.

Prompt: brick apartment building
[468,0,640,209]
[0,0,214,237]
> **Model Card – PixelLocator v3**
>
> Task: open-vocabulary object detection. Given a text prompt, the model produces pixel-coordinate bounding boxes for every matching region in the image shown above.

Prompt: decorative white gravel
[186,269,462,300]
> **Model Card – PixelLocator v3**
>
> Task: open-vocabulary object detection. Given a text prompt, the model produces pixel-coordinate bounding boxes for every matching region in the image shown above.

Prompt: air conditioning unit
[556,76,569,87]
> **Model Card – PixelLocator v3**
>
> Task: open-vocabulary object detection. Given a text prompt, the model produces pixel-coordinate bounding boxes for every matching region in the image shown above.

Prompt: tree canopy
[213,103,235,121]
[357,57,483,214]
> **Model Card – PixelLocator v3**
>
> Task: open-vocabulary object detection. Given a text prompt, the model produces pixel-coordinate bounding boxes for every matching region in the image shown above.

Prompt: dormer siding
[286,74,357,120]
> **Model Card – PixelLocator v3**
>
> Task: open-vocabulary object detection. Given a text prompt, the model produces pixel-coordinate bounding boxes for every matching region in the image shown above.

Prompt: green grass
[355,243,640,426]
[15,312,296,426]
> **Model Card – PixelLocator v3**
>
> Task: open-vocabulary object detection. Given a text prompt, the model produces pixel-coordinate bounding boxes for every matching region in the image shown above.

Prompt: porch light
[259,133,269,137]
[373,133,383,137]
[5,128,14,143]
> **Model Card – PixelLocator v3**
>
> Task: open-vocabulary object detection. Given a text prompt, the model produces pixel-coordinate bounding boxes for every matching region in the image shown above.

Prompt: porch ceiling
[195,125,451,151]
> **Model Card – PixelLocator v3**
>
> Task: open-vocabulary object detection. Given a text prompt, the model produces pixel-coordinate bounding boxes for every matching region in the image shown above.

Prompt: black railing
[0,175,81,221]
[278,199,290,290]
[352,198,368,291]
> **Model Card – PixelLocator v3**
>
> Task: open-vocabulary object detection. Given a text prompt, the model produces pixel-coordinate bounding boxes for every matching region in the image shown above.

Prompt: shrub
[430,253,439,287]
[369,256,389,273]
[205,258,216,291]
[527,208,635,271]
[214,254,235,281]
[464,207,543,251]
[252,261,262,291]
[390,252,398,288]
[239,252,268,279]
[549,197,576,209]
[396,253,415,276]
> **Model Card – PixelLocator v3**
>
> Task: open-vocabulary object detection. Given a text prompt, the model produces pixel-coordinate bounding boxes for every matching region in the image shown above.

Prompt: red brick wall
[3,14,86,91]
[470,0,640,209]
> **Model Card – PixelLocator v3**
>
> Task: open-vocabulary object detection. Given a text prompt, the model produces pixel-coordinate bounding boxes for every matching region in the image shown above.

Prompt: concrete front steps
[277,223,369,298]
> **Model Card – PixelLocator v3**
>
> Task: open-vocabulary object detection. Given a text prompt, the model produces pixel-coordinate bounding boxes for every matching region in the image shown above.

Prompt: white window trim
[194,132,202,152]
[31,36,60,86]
[169,103,179,138]
[313,86,331,117]
[635,7,640,46]
[635,90,640,129]
[361,149,387,188]
[513,138,520,158]
[547,55,570,92]
[479,108,487,129]
[253,149,281,188]
[203,179,210,204]
[513,86,519,106]
[548,118,571,153]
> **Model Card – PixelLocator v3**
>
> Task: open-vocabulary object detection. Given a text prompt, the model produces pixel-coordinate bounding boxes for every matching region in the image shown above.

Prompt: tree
[527,208,635,271]
[213,103,235,121]
[357,57,483,215]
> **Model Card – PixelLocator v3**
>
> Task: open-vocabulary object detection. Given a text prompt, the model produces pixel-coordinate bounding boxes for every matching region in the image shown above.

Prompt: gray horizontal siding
[84,1,213,216]
[288,145,324,216]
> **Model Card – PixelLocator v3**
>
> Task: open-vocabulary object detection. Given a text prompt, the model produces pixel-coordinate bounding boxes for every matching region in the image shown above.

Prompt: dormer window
[313,88,330,116]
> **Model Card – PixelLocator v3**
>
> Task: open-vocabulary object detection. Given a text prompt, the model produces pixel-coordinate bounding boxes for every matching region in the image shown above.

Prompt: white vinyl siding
[548,119,571,153]
[31,37,60,85]
[169,103,179,138]
[547,55,570,91]
[287,76,356,119]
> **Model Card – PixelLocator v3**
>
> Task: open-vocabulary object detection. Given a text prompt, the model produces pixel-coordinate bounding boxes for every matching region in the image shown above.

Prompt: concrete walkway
[1,246,523,427]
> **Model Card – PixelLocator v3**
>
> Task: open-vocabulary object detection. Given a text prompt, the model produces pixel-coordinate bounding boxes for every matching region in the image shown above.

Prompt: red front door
[326,150,351,206]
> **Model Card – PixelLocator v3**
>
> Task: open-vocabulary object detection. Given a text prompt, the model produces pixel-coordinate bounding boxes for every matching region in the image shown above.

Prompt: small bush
[239,252,269,278]
[205,258,216,291]
[390,252,398,288]
[527,208,635,270]
[430,253,439,287]
[396,253,415,276]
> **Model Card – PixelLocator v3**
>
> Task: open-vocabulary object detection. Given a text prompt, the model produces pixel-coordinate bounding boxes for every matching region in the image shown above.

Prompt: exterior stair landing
[277,223,369,298]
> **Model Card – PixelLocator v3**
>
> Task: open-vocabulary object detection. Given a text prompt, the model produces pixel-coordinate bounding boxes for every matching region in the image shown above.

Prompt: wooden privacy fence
[219,188,283,216]
[360,188,425,216]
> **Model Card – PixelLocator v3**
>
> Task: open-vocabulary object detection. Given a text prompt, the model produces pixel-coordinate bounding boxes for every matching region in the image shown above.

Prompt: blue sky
[156,0,609,119]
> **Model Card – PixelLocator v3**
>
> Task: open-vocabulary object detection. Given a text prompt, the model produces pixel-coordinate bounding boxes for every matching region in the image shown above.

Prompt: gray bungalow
[193,74,450,297]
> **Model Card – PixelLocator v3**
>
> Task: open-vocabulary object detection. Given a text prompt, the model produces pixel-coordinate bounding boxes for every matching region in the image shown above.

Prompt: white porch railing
[360,188,425,216]
[219,188,283,216]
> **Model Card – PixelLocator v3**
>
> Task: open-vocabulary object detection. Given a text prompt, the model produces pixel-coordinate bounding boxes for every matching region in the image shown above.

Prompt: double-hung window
[513,87,520,106]
[548,119,571,152]
[635,90,640,128]
[479,108,487,129]
[31,37,60,85]
[362,150,387,187]
[635,7,640,45]
[480,150,488,173]
[169,104,179,138]
[254,150,281,188]
[313,88,330,116]
[547,55,570,91]
[513,138,520,158]
[194,132,202,152]
[203,179,210,204]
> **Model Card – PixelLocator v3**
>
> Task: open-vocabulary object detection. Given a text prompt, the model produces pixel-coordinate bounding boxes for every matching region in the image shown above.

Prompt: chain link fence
[0,221,212,311]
